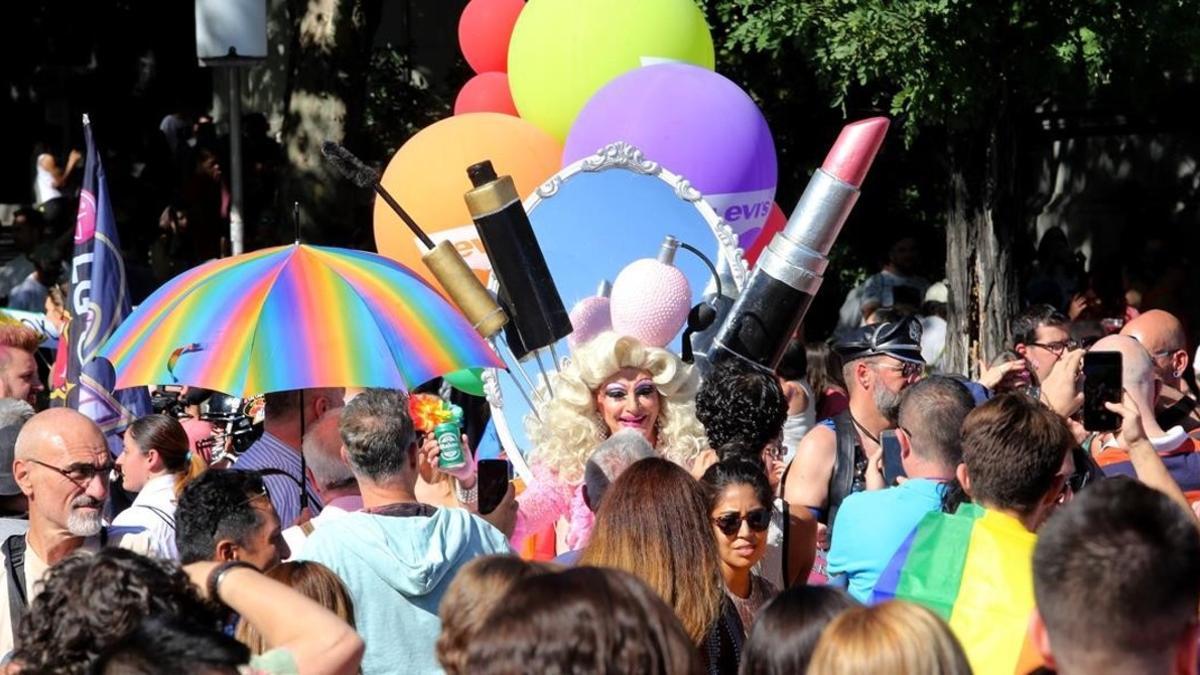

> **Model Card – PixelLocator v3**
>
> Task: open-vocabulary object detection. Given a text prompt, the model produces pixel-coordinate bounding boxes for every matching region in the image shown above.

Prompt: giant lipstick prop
[711,117,889,370]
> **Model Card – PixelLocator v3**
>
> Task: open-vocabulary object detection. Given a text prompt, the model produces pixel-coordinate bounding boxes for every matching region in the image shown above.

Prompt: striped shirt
[233,431,323,528]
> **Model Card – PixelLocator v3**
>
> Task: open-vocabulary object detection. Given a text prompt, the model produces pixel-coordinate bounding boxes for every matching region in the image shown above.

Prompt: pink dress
[512,461,596,551]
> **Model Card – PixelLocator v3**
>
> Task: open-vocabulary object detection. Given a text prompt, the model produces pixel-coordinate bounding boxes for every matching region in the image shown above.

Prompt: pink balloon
[458,0,525,74]
[454,72,519,116]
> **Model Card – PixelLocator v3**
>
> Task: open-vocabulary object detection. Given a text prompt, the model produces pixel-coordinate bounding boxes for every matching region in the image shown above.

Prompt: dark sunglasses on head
[210,483,271,536]
[712,508,771,537]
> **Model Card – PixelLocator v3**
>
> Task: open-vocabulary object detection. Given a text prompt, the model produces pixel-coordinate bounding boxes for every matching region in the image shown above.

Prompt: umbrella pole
[548,342,563,373]
[299,390,308,511]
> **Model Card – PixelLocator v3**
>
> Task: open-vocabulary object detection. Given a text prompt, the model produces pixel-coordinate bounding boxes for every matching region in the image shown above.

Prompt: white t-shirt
[34,155,61,206]
[110,474,180,560]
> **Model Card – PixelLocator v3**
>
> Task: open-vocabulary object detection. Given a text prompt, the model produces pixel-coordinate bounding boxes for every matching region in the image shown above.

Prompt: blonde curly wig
[525,332,708,486]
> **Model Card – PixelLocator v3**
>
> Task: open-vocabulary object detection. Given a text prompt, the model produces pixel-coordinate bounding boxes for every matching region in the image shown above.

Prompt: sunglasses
[872,361,925,379]
[712,508,771,537]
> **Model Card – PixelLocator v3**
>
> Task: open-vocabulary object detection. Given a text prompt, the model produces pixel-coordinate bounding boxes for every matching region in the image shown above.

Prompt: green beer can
[435,421,466,470]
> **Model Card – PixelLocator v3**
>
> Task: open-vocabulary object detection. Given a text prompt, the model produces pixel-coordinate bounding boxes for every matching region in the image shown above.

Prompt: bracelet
[206,560,257,602]
[454,479,478,506]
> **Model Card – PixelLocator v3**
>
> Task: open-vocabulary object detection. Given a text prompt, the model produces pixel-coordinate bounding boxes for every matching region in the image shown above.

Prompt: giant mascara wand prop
[711,117,890,371]
[320,141,507,339]
[321,142,545,417]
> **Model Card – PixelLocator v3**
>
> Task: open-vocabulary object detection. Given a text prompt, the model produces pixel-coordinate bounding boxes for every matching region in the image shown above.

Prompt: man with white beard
[783,317,926,545]
[0,409,149,655]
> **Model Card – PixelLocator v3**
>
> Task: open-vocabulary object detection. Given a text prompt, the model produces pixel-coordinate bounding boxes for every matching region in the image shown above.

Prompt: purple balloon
[564,63,777,220]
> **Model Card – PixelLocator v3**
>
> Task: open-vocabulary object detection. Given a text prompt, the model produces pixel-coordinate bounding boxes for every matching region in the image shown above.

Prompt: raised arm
[185,561,364,675]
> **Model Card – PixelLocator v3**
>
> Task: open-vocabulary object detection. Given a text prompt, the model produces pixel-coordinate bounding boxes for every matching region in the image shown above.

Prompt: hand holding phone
[880,430,907,487]
[1083,351,1122,432]
[477,459,512,515]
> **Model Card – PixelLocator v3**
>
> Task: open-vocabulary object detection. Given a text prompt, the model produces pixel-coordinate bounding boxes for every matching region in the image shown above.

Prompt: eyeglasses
[28,458,115,487]
[210,483,271,536]
[1030,340,1078,357]
[872,361,925,379]
[712,508,771,536]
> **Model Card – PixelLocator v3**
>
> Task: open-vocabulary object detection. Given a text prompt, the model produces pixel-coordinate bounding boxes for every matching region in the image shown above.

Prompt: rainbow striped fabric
[871,503,1043,675]
[100,244,503,396]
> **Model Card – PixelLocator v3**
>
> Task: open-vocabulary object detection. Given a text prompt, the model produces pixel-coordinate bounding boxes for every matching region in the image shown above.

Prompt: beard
[873,384,903,424]
[66,495,104,537]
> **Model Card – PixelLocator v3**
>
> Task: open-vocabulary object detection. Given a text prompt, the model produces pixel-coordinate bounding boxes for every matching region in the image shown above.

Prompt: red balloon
[455,72,519,116]
[458,0,526,74]
[744,202,787,266]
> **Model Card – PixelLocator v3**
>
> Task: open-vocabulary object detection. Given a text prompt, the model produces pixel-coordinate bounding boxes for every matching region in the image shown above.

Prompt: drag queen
[516,331,708,548]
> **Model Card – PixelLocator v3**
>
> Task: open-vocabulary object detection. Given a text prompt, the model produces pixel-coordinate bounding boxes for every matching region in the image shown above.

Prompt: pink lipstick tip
[821,117,890,189]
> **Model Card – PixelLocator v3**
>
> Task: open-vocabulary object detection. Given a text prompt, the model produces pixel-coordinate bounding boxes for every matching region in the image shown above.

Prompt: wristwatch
[206,560,257,602]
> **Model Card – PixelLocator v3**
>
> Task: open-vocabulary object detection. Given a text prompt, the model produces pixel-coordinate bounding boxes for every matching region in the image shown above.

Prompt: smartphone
[880,430,906,486]
[477,459,512,515]
[1082,351,1122,432]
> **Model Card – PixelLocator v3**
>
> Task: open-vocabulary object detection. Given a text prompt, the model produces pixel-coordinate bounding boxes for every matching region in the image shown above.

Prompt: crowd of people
[0,259,1189,675]
[2,104,1200,675]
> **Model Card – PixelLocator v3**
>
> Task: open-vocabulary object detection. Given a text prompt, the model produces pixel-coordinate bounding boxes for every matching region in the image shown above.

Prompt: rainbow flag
[871,503,1043,675]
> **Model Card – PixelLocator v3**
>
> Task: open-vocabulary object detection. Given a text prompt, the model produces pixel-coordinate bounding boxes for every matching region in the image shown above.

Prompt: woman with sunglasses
[702,458,779,634]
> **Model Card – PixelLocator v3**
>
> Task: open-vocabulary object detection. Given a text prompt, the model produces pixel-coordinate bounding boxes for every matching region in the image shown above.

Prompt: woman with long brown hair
[580,457,742,673]
[113,414,208,560]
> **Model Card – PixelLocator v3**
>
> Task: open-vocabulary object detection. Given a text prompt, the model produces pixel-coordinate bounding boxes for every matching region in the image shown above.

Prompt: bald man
[1121,309,1198,430]
[0,409,148,654]
[1087,335,1200,496]
[281,408,360,558]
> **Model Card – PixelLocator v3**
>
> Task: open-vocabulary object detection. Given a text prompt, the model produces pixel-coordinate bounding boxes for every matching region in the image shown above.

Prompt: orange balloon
[374,113,563,294]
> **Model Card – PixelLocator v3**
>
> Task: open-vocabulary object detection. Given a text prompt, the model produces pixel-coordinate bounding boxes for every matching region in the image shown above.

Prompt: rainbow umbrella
[99,244,503,396]
[871,503,1043,675]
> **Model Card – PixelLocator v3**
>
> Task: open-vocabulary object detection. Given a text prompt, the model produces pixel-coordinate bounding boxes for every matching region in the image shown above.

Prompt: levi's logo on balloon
[724,201,772,223]
[704,188,777,235]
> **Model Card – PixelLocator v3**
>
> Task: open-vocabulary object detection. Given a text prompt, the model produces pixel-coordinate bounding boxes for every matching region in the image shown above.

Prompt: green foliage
[362,45,456,163]
[705,0,1200,144]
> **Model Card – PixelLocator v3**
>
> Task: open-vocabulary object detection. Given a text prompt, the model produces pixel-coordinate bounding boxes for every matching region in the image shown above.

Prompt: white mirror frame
[482,141,749,483]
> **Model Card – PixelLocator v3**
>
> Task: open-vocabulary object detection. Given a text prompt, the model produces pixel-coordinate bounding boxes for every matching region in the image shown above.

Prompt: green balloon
[508,0,715,141]
[444,367,486,397]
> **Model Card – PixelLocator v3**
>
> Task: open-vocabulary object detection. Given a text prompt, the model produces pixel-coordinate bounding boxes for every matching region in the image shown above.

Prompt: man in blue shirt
[827,376,976,602]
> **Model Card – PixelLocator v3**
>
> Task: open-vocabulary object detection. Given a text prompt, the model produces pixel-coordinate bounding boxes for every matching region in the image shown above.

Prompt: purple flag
[65,115,151,454]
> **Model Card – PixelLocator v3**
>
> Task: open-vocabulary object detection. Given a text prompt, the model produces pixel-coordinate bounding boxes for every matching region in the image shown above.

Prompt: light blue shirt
[298,507,511,675]
[826,478,947,603]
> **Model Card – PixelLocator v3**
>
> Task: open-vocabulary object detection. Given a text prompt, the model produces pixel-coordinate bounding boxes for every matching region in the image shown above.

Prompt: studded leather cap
[834,317,925,364]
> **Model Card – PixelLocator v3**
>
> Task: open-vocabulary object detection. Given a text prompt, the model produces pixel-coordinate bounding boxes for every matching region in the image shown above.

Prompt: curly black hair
[695,361,787,452]
[91,614,249,674]
[175,469,268,564]
[12,548,220,675]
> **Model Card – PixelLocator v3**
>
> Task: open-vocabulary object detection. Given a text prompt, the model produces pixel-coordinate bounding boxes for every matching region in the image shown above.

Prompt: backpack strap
[138,505,176,528]
[299,519,315,536]
[5,534,28,621]
[826,410,859,530]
